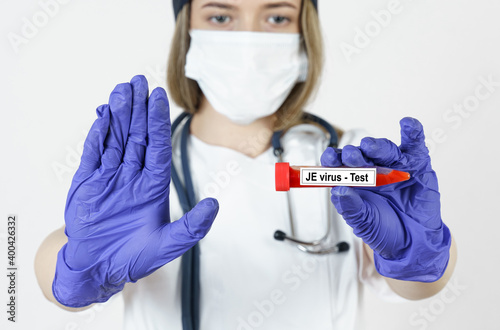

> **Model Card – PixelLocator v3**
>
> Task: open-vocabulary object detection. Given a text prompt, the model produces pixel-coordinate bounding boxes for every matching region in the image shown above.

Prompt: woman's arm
[364,235,457,300]
[34,226,92,311]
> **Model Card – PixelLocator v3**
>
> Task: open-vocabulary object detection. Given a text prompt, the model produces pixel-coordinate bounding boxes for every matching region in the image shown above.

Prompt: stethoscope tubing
[171,112,347,330]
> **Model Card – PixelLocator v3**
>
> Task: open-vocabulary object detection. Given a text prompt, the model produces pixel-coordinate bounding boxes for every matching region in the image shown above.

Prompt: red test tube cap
[275,162,290,191]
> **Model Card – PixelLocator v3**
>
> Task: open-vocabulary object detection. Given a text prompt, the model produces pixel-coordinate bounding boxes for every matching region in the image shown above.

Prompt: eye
[210,15,231,24]
[268,15,290,25]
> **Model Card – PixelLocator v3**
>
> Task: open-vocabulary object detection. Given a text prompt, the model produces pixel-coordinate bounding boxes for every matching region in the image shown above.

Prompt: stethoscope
[171,112,350,330]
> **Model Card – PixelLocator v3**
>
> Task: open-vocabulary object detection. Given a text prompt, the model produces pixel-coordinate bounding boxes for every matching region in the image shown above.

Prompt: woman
[35,0,457,329]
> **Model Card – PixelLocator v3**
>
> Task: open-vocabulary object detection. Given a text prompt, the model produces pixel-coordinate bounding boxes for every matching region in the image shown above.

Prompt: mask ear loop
[296,37,309,83]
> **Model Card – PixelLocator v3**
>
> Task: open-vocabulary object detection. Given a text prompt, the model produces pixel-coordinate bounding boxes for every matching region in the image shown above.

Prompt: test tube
[275,162,410,191]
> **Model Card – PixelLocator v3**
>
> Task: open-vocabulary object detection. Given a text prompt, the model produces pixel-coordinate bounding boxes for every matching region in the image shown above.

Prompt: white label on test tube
[300,168,377,187]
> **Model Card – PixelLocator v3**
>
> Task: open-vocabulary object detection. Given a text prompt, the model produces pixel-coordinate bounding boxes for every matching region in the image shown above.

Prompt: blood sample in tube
[275,162,410,191]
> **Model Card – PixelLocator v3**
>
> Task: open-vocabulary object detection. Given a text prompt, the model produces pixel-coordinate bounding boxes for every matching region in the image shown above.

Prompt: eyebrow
[265,2,298,10]
[201,1,298,10]
[201,2,235,10]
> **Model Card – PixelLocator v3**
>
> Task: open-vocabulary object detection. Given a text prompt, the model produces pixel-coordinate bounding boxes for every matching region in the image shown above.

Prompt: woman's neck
[190,96,276,158]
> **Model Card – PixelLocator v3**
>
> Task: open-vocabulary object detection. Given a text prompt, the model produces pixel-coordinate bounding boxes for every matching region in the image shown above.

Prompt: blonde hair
[167,0,324,131]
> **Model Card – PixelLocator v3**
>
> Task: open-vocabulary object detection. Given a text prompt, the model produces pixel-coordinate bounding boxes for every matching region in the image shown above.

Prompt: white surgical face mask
[184,29,308,125]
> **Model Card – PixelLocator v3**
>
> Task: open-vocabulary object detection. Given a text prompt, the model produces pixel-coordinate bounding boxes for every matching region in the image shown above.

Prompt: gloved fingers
[123,76,149,170]
[331,186,370,227]
[341,145,373,167]
[101,83,133,170]
[359,137,406,168]
[320,147,343,167]
[128,75,148,145]
[75,105,110,178]
[144,87,172,177]
[399,117,429,156]
[158,198,219,259]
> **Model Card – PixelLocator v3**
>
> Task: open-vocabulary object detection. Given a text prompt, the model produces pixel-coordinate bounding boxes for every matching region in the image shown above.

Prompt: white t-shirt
[121,122,399,330]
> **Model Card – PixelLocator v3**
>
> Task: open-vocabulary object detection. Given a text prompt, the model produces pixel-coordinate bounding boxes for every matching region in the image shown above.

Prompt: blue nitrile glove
[53,75,219,307]
[320,117,451,282]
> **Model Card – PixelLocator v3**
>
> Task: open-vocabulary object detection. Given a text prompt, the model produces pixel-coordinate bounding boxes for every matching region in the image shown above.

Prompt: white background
[1,0,499,329]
